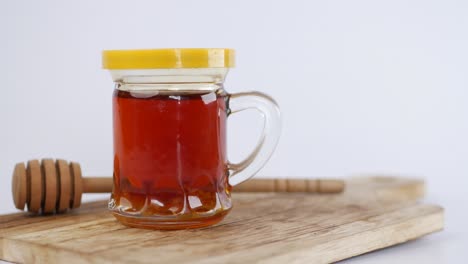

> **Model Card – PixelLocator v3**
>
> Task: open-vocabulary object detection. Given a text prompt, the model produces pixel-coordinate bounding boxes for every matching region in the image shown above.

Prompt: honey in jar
[103,49,281,229]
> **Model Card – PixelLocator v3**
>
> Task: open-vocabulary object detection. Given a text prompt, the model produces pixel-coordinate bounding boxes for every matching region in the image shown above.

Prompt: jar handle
[227,91,281,186]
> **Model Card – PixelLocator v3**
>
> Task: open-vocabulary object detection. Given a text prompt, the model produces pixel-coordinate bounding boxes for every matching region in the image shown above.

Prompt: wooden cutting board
[0,177,443,264]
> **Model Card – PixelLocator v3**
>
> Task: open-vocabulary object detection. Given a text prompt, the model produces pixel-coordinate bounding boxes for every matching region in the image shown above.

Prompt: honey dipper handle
[82,177,113,193]
[233,179,345,193]
[80,177,344,194]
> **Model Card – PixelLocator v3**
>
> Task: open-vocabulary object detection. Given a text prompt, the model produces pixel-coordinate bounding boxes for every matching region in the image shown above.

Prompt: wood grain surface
[0,176,444,264]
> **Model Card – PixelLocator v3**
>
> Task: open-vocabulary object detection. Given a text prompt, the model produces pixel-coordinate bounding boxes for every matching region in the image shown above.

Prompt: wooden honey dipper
[12,159,345,214]
[12,159,111,214]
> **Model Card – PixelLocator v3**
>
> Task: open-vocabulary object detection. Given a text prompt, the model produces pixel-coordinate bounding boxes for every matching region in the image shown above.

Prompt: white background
[1,0,467,262]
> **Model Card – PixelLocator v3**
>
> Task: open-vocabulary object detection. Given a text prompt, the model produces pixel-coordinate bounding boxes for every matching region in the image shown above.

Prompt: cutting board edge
[262,204,444,264]
[330,204,444,263]
[0,237,114,264]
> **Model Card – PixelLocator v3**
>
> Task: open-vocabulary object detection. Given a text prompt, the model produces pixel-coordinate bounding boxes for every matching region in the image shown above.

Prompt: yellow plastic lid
[102,48,235,69]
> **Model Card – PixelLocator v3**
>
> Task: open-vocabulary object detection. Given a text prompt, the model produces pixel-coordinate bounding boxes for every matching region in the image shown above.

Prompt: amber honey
[110,89,232,229]
[104,48,281,229]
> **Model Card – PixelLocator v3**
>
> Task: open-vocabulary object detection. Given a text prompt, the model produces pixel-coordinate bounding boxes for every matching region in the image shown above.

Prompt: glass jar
[103,49,281,229]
